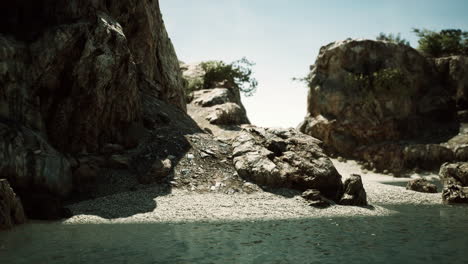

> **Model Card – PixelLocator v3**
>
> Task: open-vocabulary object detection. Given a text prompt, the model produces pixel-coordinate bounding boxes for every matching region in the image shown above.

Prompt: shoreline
[60,159,443,225]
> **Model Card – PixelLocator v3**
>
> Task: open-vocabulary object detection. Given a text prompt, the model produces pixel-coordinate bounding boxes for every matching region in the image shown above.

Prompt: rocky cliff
[0,0,188,220]
[299,39,468,173]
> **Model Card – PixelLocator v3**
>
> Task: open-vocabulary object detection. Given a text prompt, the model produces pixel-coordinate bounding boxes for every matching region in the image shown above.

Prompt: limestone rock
[339,174,368,206]
[193,88,235,107]
[299,39,457,163]
[434,56,468,110]
[183,62,250,138]
[406,179,438,193]
[439,162,468,204]
[207,103,249,125]
[0,122,72,197]
[0,0,186,153]
[403,144,454,170]
[232,126,343,200]
[0,179,26,230]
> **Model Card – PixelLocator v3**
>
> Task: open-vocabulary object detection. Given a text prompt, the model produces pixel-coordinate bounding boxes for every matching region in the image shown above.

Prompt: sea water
[1,204,468,264]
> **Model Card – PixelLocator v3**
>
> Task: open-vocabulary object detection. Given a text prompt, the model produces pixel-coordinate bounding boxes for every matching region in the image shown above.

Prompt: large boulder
[299,39,457,164]
[232,126,343,200]
[406,178,438,193]
[0,179,26,230]
[439,162,468,204]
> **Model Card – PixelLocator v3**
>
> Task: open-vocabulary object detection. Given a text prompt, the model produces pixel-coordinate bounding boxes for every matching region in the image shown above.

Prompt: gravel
[64,159,443,224]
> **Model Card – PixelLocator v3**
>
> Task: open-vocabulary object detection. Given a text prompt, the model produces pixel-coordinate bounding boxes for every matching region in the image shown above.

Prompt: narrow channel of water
[1,204,467,263]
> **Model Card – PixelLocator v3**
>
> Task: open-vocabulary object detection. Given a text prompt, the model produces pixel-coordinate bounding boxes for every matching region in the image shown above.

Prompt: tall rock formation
[0,0,187,218]
[299,39,464,172]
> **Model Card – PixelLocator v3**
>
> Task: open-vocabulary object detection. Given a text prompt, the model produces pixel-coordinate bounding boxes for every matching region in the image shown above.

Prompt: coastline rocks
[183,62,250,139]
[0,179,26,230]
[206,103,249,125]
[232,126,343,200]
[299,39,458,171]
[339,174,368,206]
[0,123,72,197]
[406,179,438,193]
[192,88,235,107]
[302,189,335,208]
[439,162,468,204]
[434,56,468,110]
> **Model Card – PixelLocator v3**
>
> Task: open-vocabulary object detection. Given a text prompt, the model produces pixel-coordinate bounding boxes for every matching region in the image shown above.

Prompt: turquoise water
[1,204,468,264]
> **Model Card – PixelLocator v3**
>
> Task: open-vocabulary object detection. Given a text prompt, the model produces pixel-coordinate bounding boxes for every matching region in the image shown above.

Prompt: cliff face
[0,0,187,218]
[299,39,466,172]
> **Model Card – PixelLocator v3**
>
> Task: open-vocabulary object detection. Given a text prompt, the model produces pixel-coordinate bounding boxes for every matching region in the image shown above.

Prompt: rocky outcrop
[182,62,250,139]
[0,122,72,197]
[0,0,188,219]
[232,126,343,200]
[299,39,460,173]
[406,179,438,193]
[434,56,468,111]
[0,179,26,230]
[439,162,468,204]
[339,174,367,206]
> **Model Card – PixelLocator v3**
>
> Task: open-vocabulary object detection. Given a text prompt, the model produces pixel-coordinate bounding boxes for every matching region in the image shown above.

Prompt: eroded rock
[232,126,343,200]
[0,179,26,230]
[339,174,368,206]
[406,179,438,193]
[439,162,468,204]
[299,39,458,172]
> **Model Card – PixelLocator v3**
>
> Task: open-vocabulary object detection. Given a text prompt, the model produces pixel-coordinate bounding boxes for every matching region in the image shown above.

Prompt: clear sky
[160,0,468,128]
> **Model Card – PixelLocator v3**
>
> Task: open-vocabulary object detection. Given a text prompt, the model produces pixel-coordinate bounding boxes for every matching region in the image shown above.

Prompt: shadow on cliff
[66,98,204,219]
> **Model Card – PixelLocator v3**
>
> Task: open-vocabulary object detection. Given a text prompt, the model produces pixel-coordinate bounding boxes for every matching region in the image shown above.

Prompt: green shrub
[346,68,409,94]
[183,58,258,101]
[412,28,468,57]
[376,32,410,46]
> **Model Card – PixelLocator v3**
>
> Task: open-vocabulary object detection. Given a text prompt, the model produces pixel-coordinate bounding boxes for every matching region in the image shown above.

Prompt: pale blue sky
[161,0,468,127]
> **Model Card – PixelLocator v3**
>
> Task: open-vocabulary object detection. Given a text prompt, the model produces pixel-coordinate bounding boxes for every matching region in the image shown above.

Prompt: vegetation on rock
[376,32,410,46]
[413,28,468,57]
[184,58,258,99]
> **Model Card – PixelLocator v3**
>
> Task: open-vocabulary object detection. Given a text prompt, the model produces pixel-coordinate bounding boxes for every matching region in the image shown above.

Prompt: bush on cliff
[376,32,410,46]
[184,58,258,100]
[413,28,468,57]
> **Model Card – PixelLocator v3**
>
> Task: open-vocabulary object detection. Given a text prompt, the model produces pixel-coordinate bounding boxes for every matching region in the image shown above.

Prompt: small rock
[383,170,389,174]
[0,179,26,230]
[339,174,368,206]
[406,179,438,193]
[302,189,335,208]
[187,154,195,159]
[137,159,172,184]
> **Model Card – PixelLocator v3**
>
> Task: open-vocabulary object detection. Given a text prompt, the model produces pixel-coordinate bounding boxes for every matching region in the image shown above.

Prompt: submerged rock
[232,126,343,200]
[406,179,438,193]
[0,179,26,230]
[339,174,368,206]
